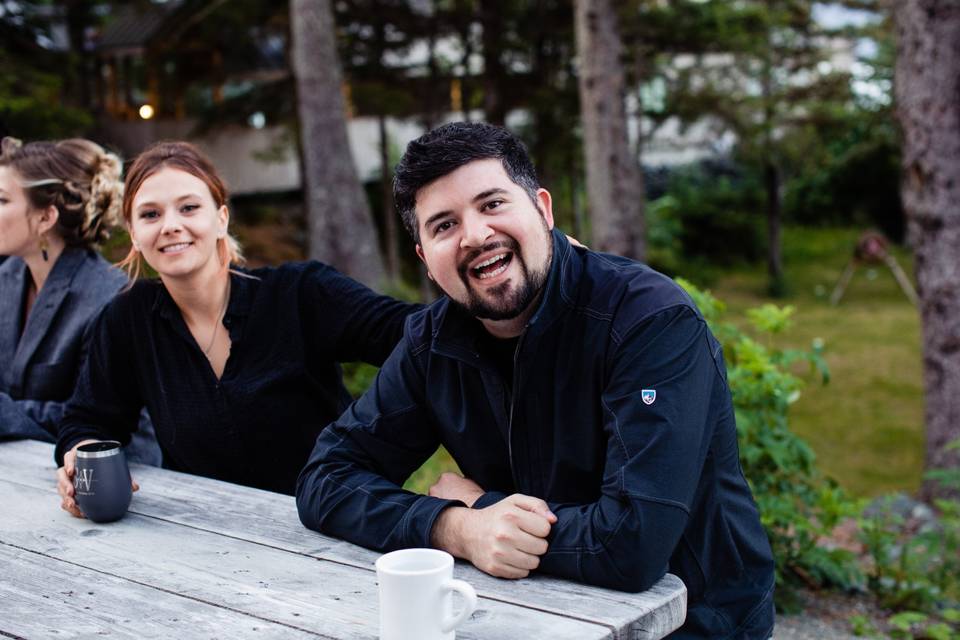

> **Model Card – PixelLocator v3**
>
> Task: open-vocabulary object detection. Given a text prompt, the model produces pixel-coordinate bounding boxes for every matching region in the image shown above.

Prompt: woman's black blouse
[56,262,420,495]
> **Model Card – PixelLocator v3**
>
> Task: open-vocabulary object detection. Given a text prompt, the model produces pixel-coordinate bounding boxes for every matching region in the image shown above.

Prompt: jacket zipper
[506,329,527,490]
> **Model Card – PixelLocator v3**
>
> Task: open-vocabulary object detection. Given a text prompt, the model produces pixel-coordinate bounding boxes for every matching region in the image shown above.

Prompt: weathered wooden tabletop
[0,439,686,639]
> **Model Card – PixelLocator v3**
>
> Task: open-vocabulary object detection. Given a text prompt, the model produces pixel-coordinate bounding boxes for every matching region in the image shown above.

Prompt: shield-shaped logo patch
[641,389,656,405]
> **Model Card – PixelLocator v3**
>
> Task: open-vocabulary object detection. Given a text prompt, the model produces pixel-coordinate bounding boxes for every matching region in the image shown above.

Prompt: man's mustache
[458,239,519,277]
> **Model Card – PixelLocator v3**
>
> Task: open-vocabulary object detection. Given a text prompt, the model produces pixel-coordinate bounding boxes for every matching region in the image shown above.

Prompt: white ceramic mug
[375,548,478,640]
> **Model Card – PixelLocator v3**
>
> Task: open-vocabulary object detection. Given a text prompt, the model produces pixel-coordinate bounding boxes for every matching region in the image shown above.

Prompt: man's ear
[536,188,554,230]
[414,244,435,281]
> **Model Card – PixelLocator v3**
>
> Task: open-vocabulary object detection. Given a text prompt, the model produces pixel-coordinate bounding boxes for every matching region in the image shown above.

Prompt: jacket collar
[153,268,256,317]
[152,268,257,346]
[6,247,91,386]
[431,228,581,364]
[525,228,582,340]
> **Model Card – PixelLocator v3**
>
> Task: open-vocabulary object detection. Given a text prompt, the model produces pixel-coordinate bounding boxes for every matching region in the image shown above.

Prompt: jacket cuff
[403,495,465,548]
[473,491,509,509]
[0,393,56,443]
[54,435,95,467]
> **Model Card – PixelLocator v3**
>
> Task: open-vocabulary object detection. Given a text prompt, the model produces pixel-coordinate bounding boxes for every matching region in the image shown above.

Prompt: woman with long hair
[56,141,418,513]
[0,137,159,463]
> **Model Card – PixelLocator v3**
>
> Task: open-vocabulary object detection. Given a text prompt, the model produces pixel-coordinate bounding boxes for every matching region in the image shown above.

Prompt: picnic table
[0,439,687,639]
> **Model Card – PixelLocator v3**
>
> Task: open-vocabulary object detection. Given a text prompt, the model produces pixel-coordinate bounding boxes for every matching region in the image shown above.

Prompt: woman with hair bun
[55,141,419,514]
[0,137,160,463]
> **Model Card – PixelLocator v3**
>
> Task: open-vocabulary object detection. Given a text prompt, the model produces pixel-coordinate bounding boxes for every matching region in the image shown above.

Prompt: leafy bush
[678,283,959,634]
[857,440,960,638]
[678,279,862,612]
[784,119,905,243]
[341,362,380,399]
[649,164,766,268]
[0,55,93,140]
[646,194,720,286]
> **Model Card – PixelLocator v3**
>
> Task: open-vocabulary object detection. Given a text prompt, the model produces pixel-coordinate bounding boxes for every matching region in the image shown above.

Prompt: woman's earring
[39,235,49,262]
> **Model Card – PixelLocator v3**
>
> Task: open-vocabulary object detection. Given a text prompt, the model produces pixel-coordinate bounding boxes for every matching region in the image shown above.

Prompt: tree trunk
[480,4,507,125]
[64,1,93,110]
[894,0,960,501]
[422,17,443,131]
[570,157,585,241]
[765,162,785,296]
[532,4,556,193]
[290,0,385,287]
[574,0,645,260]
[379,114,399,283]
[761,51,784,296]
[456,12,474,122]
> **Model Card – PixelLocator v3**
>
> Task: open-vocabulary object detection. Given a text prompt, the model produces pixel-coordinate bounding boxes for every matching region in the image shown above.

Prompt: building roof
[96,2,182,52]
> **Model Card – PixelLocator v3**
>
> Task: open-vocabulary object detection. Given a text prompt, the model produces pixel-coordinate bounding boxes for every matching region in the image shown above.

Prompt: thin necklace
[203,279,231,356]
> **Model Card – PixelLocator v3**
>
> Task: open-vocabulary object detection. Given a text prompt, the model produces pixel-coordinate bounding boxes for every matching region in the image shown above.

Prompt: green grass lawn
[701,227,924,497]
[402,227,925,498]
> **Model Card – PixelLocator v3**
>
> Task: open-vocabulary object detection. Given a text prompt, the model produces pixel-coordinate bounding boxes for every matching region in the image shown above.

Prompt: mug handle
[440,579,477,633]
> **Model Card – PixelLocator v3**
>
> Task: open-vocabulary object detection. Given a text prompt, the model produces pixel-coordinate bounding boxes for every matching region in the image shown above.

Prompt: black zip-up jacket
[297,231,776,639]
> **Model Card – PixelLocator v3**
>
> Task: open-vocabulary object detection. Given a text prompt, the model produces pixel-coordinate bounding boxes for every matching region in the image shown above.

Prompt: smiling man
[296,123,775,639]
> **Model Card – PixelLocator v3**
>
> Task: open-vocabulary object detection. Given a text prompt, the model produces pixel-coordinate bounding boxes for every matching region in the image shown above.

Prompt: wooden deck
[0,439,686,639]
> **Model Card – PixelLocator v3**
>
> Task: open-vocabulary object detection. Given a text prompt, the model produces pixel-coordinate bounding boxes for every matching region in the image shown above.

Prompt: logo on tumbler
[75,468,95,494]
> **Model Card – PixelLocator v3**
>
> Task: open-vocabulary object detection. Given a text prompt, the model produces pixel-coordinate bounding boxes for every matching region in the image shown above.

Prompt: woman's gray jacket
[0,248,160,464]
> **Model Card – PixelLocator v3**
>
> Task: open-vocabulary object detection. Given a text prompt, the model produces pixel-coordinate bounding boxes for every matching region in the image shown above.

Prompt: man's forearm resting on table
[431,483,685,591]
[426,470,679,591]
[430,506,472,559]
[537,495,686,592]
[429,493,556,580]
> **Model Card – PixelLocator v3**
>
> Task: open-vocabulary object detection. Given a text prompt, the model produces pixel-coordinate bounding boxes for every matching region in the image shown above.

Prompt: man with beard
[297,123,775,639]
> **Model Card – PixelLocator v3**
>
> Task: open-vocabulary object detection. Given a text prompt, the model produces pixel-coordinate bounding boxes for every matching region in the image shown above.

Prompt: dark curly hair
[393,122,540,243]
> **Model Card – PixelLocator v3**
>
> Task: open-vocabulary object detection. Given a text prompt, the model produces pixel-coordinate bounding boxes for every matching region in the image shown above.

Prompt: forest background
[2,1,958,637]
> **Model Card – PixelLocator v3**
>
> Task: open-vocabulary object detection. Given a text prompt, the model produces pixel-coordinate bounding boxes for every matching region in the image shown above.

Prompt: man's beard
[451,224,552,321]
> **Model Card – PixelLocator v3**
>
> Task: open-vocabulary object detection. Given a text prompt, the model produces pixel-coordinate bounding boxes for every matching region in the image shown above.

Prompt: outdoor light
[139,104,155,120]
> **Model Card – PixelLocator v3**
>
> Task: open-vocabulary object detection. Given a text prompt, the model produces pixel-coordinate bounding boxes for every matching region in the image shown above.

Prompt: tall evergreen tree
[635,0,860,293]
[0,1,93,139]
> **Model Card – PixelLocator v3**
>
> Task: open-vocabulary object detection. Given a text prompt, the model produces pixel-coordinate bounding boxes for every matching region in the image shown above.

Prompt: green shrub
[858,441,960,638]
[341,362,380,399]
[685,272,958,633]
[678,279,862,611]
[649,165,766,268]
[0,63,93,141]
[784,119,905,243]
[646,195,720,285]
